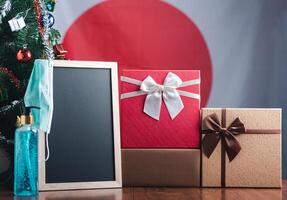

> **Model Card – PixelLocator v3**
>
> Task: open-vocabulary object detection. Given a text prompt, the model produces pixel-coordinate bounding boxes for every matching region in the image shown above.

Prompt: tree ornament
[46,0,56,12]
[16,46,32,62]
[47,13,55,28]
[53,44,67,59]
[8,16,26,32]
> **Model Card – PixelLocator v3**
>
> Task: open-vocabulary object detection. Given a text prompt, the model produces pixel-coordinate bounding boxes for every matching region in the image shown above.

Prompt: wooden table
[1,181,286,200]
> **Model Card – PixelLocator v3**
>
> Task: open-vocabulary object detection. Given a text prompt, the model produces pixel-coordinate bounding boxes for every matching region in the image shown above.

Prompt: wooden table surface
[1,181,286,200]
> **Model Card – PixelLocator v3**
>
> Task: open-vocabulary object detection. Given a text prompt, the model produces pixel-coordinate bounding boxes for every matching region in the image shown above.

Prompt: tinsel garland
[0,0,11,23]
[33,0,43,34]
[0,67,21,91]
[33,0,54,60]
[0,99,23,117]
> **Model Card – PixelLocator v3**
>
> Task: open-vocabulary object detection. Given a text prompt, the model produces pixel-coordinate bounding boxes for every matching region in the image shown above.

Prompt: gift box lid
[120,69,201,148]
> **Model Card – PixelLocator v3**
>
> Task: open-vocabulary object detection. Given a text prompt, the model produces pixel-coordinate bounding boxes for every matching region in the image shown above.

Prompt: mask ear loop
[45,133,50,161]
[45,59,53,162]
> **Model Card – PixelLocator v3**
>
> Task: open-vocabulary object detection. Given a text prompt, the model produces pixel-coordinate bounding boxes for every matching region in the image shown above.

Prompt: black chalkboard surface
[39,61,122,191]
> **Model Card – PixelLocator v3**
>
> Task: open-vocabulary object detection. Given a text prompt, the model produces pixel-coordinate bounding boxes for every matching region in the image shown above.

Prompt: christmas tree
[0,0,61,186]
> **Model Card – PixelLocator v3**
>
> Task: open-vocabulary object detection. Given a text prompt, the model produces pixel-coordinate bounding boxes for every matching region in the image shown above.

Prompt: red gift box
[120,70,200,148]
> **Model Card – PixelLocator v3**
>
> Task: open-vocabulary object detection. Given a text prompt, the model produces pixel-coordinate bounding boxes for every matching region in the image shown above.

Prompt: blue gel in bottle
[14,107,39,196]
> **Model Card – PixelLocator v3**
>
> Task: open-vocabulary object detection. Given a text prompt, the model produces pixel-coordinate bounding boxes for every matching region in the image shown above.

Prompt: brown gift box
[201,108,282,188]
[122,149,200,186]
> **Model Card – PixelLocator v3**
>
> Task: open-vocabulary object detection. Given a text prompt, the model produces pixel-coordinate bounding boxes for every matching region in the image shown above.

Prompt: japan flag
[54,0,287,177]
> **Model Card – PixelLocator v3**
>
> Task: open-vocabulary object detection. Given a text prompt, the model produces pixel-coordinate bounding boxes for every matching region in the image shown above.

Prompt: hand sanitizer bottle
[14,106,39,196]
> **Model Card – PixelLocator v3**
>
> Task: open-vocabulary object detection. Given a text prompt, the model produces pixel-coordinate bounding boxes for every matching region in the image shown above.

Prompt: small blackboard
[39,60,122,191]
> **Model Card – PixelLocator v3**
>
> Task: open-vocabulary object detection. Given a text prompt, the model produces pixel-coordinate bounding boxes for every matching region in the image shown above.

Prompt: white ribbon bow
[140,73,184,120]
[121,72,200,120]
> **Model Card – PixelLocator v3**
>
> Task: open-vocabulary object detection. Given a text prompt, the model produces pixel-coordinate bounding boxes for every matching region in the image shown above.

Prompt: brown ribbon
[202,112,245,162]
[202,109,245,187]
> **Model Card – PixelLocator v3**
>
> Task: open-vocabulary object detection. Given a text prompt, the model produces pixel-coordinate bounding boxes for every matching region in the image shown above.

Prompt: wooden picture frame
[38,60,122,191]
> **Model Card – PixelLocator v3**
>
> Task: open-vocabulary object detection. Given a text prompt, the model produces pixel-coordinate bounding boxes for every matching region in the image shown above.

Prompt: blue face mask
[24,59,53,160]
[24,59,53,133]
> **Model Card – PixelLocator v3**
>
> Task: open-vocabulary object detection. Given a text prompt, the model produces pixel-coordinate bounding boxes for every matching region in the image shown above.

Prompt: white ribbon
[121,72,200,120]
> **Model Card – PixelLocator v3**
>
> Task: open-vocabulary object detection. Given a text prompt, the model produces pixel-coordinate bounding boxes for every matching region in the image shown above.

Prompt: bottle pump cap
[17,106,40,126]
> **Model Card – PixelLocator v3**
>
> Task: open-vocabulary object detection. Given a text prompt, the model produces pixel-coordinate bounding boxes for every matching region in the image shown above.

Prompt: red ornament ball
[16,47,32,62]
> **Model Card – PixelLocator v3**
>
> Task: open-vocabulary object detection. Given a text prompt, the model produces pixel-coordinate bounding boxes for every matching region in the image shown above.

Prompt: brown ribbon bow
[202,113,246,162]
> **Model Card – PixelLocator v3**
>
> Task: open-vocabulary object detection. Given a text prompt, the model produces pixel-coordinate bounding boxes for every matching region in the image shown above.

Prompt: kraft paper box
[122,149,200,186]
[120,70,200,148]
[201,108,282,188]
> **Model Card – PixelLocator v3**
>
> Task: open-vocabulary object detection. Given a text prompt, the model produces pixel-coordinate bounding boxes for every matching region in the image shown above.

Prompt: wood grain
[1,182,285,200]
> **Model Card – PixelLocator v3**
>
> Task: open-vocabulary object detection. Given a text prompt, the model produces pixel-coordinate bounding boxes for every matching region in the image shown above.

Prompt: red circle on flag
[63,0,212,106]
